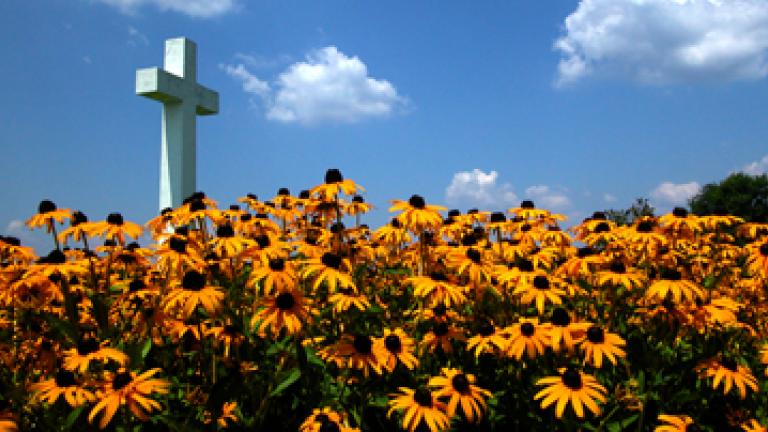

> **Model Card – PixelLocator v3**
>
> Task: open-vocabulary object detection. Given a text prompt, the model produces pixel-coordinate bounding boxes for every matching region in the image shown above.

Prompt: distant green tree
[604,198,655,226]
[689,172,768,222]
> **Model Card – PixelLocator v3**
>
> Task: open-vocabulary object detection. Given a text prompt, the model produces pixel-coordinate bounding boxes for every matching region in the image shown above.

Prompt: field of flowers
[1,168,767,431]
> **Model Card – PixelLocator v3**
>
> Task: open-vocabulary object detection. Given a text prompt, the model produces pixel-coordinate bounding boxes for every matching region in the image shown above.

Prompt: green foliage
[690,172,768,221]
[604,198,655,225]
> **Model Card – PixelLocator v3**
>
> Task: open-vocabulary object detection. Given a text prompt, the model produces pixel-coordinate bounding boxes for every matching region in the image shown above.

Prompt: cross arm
[135,67,219,115]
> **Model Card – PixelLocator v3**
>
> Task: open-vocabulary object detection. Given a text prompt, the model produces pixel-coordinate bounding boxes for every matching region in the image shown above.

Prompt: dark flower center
[106,213,124,225]
[55,370,77,387]
[315,414,329,423]
[490,212,506,223]
[321,252,342,269]
[2,236,20,247]
[182,270,206,291]
[432,304,447,316]
[330,222,345,234]
[461,234,477,246]
[277,187,290,196]
[352,195,364,203]
[592,212,607,220]
[76,338,99,355]
[390,218,402,228]
[430,271,448,282]
[72,211,88,226]
[413,387,432,407]
[577,246,595,258]
[38,200,57,213]
[518,259,534,272]
[521,322,535,337]
[533,275,550,290]
[587,326,605,343]
[551,308,571,326]
[269,258,285,271]
[448,209,461,218]
[189,199,206,212]
[477,320,495,337]
[660,268,682,281]
[434,322,449,337]
[169,237,187,253]
[240,214,252,222]
[128,279,145,292]
[223,325,239,336]
[594,222,610,233]
[216,224,234,238]
[609,262,626,274]
[112,372,133,390]
[720,357,738,372]
[319,420,340,432]
[521,200,535,209]
[451,374,470,393]
[42,250,66,265]
[466,248,482,264]
[673,207,688,218]
[384,334,402,352]
[276,292,295,310]
[562,367,583,389]
[408,195,426,209]
[324,168,343,184]
[760,242,768,257]
[255,235,270,248]
[175,226,189,236]
[353,335,373,355]
[636,221,654,233]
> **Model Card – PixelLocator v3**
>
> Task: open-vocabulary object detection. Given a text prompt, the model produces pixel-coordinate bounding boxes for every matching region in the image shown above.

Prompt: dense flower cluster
[1,170,767,430]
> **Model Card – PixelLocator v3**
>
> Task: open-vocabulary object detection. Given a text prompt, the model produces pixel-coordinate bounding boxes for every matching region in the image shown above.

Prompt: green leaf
[140,338,152,359]
[64,405,85,430]
[269,368,301,398]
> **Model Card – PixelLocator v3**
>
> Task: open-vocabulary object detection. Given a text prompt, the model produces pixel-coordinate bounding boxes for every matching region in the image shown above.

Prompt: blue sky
[3,0,768,251]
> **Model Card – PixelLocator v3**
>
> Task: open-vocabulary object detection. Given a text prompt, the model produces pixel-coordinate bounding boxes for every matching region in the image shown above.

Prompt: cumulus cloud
[525,185,571,209]
[741,155,768,175]
[127,26,149,47]
[223,46,406,125]
[95,0,237,18]
[554,0,768,86]
[650,181,702,205]
[5,220,24,234]
[221,64,271,100]
[445,169,517,208]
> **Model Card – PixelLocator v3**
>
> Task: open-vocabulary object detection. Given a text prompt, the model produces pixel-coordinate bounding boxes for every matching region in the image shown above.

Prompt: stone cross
[136,37,219,211]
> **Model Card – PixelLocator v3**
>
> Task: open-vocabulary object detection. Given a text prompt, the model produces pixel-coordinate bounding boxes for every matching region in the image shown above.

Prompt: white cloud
[221,64,271,100]
[127,26,149,47]
[525,185,571,209]
[741,155,768,175]
[603,193,617,203]
[223,46,406,125]
[445,169,517,208]
[95,0,236,18]
[650,181,701,205]
[555,0,768,86]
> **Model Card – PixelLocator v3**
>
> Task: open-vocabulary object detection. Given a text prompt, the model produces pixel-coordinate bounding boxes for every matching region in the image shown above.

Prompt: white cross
[135,37,219,211]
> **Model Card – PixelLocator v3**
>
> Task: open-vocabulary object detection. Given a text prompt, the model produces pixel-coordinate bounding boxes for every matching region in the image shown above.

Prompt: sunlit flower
[504,318,551,360]
[387,386,450,432]
[428,368,491,423]
[534,367,608,419]
[88,368,169,429]
[654,414,695,432]
[373,328,419,372]
[389,195,446,233]
[579,325,626,368]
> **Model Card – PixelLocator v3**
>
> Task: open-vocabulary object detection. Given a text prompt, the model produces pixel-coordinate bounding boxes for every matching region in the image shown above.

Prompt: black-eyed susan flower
[373,328,419,372]
[509,200,550,221]
[580,325,626,368]
[659,207,702,236]
[387,386,450,432]
[88,213,143,246]
[310,169,364,200]
[57,211,92,248]
[208,223,252,257]
[746,240,768,277]
[513,273,567,315]
[697,357,759,399]
[30,370,96,407]
[422,321,465,354]
[300,252,355,293]
[324,334,382,377]
[594,261,646,290]
[251,289,312,338]
[407,271,466,307]
[504,318,551,360]
[26,200,72,232]
[248,257,297,295]
[389,195,446,233]
[328,288,370,314]
[445,247,494,288]
[646,268,703,304]
[534,366,608,419]
[62,337,129,373]
[428,368,491,423]
[544,307,591,353]
[88,368,169,429]
[466,319,507,358]
[300,407,359,432]
[163,270,225,319]
[654,414,696,432]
